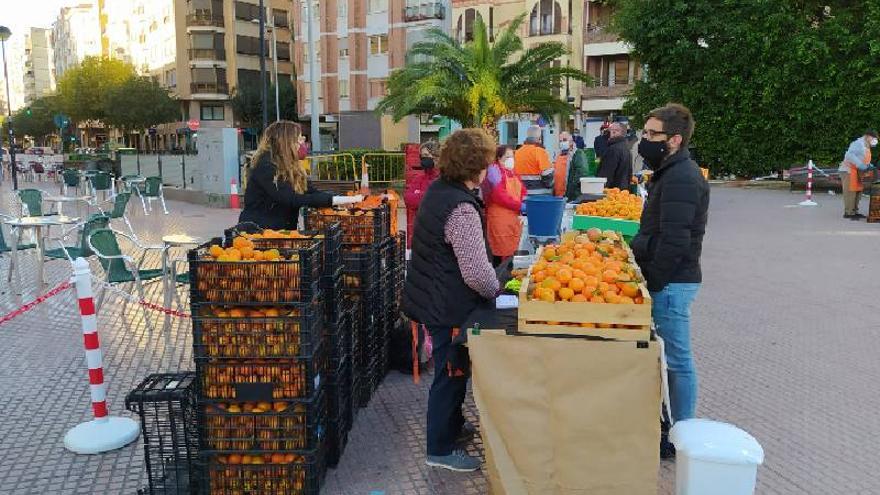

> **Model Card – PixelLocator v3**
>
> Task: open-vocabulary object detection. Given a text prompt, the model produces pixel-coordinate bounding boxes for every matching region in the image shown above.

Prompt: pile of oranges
[528,230,644,305]
[575,188,642,220]
[248,229,314,240]
[206,236,287,262]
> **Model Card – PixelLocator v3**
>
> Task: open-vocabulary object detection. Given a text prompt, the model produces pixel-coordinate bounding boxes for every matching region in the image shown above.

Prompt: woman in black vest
[402,129,500,472]
[239,121,362,230]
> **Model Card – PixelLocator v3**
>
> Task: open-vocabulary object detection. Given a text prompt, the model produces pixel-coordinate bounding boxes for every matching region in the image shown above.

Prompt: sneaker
[844,214,854,219]
[851,213,867,219]
[426,449,481,472]
[456,422,479,445]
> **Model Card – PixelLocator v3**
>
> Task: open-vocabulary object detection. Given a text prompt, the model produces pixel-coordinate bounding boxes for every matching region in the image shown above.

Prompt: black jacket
[593,133,609,159]
[597,136,633,190]
[631,149,710,293]
[238,154,333,230]
[402,178,491,328]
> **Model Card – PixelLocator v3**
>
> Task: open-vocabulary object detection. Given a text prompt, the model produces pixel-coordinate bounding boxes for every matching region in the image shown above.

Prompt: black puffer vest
[402,178,490,328]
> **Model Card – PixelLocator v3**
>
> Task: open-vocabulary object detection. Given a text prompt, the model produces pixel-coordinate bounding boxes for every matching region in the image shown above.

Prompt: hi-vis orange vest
[846,148,871,192]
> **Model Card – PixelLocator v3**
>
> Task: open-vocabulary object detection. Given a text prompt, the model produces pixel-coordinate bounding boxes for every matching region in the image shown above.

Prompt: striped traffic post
[799,159,819,207]
[63,257,140,454]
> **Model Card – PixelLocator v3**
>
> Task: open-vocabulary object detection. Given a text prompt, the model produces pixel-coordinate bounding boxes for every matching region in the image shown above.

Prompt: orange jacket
[553,153,569,197]
[514,144,552,177]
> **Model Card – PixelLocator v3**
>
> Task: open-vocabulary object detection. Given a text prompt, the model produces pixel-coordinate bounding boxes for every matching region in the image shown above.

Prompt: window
[192,67,222,83]
[236,35,269,56]
[276,42,290,61]
[339,79,349,98]
[368,0,388,13]
[369,79,387,98]
[200,103,225,121]
[273,9,288,28]
[234,1,261,21]
[457,9,479,43]
[191,33,214,50]
[338,37,349,58]
[166,69,176,87]
[302,83,321,101]
[369,34,388,55]
[338,1,347,18]
[303,43,320,64]
[614,58,629,86]
[529,0,562,36]
[237,69,261,88]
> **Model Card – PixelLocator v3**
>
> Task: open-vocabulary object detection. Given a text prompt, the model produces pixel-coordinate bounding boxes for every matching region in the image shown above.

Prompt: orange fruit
[273,402,288,413]
[568,278,585,292]
[579,322,596,328]
[208,245,224,258]
[620,282,640,298]
[558,287,575,300]
[570,294,588,302]
[590,294,605,303]
[264,308,280,317]
[538,288,556,302]
[532,271,547,284]
[227,454,242,465]
[225,248,242,261]
[556,268,572,284]
[271,453,286,464]
[240,246,255,259]
[229,308,246,318]
[634,296,645,304]
[542,247,557,260]
[602,270,618,283]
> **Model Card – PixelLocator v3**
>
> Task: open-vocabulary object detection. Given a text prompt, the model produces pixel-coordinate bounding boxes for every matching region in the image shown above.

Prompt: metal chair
[142,176,169,215]
[88,171,115,202]
[94,192,136,238]
[120,175,148,214]
[88,228,166,331]
[17,189,54,217]
[0,213,37,285]
[44,214,110,262]
[62,169,82,196]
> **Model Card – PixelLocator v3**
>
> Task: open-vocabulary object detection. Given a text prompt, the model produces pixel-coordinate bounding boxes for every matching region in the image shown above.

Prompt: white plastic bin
[670,419,764,495]
[580,177,607,195]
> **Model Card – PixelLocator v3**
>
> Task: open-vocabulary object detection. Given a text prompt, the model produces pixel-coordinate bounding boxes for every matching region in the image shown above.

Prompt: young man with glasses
[630,103,710,456]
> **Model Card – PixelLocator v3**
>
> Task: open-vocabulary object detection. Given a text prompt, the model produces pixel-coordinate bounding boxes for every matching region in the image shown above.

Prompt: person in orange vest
[838,130,877,219]
[553,131,574,197]
[482,145,527,265]
[514,125,554,195]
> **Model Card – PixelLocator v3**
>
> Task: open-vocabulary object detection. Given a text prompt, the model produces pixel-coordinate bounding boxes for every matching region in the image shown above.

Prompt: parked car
[787,165,877,192]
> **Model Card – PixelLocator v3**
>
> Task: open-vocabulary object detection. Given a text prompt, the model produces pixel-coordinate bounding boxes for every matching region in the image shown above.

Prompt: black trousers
[426,326,468,456]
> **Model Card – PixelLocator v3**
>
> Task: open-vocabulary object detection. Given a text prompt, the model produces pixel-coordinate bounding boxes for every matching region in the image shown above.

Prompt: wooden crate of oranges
[517,229,652,341]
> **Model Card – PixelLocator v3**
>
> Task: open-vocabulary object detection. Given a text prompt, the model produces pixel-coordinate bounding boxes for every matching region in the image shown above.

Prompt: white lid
[670,419,765,465]
[580,177,607,183]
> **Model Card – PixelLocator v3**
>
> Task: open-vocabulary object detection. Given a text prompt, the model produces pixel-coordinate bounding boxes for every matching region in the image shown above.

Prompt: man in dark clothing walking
[597,122,633,190]
[631,104,709,434]
[593,122,610,159]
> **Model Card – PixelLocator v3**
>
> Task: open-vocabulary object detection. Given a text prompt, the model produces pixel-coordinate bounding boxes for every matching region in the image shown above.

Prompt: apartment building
[452,0,584,149]
[53,3,103,79]
[581,0,639,134]
[291,0,448,150]
[23,28,56,105]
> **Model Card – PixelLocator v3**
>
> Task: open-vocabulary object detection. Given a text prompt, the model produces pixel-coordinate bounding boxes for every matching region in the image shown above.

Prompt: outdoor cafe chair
[88,171,115,202]
[44,213,110,263]
[17,189,56,217]
[62,169,82,196]
[142,176,169,215]
[94,192,137,238]
[87,228,166,331]
[0,213,37,284]
[120,175,148,214]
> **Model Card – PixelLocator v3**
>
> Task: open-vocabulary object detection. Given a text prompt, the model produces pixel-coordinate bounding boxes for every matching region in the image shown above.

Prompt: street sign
[53,113,70,129]
[187,119,200,131]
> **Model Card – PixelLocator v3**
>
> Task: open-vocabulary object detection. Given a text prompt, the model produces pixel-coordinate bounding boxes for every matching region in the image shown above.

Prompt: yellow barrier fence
[309,153,359,181]
[361,152,405,190]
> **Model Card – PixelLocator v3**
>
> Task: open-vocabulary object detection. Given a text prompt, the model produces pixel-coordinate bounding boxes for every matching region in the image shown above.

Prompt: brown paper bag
[469,331,661,495]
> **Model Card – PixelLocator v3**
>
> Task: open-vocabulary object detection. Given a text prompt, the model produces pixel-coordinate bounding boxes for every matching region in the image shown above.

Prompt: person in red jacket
[481,145,526,264]
[405,141,440,249]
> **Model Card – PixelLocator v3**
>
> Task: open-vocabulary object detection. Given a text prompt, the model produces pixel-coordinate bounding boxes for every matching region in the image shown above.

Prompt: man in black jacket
[631,104,709,433]
[597,122,633,190]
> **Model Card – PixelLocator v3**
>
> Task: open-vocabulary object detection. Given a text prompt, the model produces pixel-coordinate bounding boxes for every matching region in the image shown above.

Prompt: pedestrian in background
[514,125,554,195]
[572,128,586,150]
[593,122,611,160]
[839,130,877,219]
[482,145,526,264]
[404,141,441,247]
[597,122,634,190]
[631,103,709,457]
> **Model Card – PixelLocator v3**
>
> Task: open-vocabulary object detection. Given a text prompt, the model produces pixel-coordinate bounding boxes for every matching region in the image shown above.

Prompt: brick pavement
[0,180,878,494]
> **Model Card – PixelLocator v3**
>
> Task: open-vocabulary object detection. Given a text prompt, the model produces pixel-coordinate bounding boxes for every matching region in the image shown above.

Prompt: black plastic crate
[326,358,352,426]
[325,305,352,369]
[192,301,324,360]
[354,374,371,408]
[224,223,342,280]
[189,238,322,305]
[340,245,381,291]
[202,447,325,495]
[196,345,328,402]
[126,373,200,495]
[325,418,350,469]
[198,392,326,452]
[303,204,390,246]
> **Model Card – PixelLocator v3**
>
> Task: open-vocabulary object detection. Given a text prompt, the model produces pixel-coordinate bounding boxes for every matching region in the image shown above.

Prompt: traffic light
[25,108,31,116]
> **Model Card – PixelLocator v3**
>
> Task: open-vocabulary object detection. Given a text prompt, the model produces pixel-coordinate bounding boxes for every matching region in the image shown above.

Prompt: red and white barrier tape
[90,277,191,319]
[0,281,73,326]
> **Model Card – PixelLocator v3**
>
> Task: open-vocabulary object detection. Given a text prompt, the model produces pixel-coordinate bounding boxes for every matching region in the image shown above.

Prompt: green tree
[103,76,180,141]
[376,13,591,132]
[612,0,880,176]
[230,77,298,128]
[56,56,137,124]
[14,96,60,145]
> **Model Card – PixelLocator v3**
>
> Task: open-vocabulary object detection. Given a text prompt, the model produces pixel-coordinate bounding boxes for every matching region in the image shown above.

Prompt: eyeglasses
[642,129,669,139]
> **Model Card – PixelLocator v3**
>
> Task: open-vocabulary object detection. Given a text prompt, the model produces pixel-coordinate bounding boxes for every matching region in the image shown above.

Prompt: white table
[161,234,202,325]
[4,215,82,295]
[43,195,92,217]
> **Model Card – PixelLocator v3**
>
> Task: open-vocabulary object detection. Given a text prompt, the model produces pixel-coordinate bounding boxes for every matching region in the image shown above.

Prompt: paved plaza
[0,181,878,494]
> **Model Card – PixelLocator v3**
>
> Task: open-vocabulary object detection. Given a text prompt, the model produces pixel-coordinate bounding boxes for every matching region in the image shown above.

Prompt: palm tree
[376,13,591,133]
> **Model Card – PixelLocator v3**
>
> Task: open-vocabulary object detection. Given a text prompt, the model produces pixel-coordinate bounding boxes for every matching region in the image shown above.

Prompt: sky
[2,0,73,37]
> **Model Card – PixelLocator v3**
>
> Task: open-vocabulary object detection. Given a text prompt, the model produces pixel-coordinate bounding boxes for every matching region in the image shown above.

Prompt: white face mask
[559,141,570,151]
[503,157,515,170]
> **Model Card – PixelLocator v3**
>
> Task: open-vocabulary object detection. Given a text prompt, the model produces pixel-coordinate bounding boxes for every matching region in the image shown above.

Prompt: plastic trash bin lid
[669,419,765,466]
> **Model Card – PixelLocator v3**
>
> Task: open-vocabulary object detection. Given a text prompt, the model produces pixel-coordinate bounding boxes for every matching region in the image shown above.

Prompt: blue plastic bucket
[524,195,565,238]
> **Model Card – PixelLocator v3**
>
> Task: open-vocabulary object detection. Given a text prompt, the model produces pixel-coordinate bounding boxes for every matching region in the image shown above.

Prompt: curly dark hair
[438,129,496,183]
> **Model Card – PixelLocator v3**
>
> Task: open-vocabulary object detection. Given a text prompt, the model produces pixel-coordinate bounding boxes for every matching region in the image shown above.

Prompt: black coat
[238,155,333,230]
[593,133,609,159]
[597,136,633,190]
[631,149,710,293]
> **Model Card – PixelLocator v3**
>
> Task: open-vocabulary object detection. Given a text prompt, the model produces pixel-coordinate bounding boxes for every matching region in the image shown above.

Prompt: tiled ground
[0,180,878,494]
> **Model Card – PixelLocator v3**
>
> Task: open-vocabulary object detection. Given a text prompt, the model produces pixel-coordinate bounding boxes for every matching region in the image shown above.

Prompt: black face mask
[638,138,668,170]
[420,157,435,169]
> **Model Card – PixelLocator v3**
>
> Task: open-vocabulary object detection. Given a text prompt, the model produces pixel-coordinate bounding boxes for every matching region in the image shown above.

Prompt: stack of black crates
[187,227,333,495]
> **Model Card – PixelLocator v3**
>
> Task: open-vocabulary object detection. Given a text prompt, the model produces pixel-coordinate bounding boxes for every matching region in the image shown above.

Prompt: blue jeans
[650,283,701,422]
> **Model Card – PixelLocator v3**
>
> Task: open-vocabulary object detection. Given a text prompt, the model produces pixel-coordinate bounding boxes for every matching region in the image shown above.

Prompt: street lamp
[0,25,18,190]
[252,13,280,122]
[258,0,268,131]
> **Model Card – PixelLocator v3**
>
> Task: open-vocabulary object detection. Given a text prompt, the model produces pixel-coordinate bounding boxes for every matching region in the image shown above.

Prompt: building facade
[53,2,104,79]
[23,28,57,104]
[291,0,448,150]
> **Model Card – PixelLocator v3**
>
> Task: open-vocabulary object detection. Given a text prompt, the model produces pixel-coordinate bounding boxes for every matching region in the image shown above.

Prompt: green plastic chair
[142,176,169,215]
[0,213,37,285]
[17,188,51,217]
[88,228,166,330]
[120,175,149,215]
[44,214,110,262]
[62,169,81,195]
[89,171,114,201]
[95,192,135,237]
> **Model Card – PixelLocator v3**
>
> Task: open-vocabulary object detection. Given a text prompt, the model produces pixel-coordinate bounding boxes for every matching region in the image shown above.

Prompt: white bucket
[580,177,607,195]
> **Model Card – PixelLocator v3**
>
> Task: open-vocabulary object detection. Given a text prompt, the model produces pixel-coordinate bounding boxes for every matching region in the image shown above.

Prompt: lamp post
[0,25,18,190]
[305,0,320,151]
[252,12,280,122]
[258,0,268,131]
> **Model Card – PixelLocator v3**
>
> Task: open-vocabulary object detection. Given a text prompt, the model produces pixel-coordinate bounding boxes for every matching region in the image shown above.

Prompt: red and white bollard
[799,159,819,207]
[230,179,240,209]
[64,258,140,454]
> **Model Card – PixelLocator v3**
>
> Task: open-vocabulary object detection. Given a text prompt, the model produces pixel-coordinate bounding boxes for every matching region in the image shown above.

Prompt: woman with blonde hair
[239,121,361,229]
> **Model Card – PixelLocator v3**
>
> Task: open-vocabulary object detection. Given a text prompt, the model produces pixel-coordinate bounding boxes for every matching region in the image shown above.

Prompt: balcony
[403,2,445,22]
[191,81,229,95]
[584,24,620,44]
[582,81,633,99]
[186,11,225,29]
[188,48,227,61]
